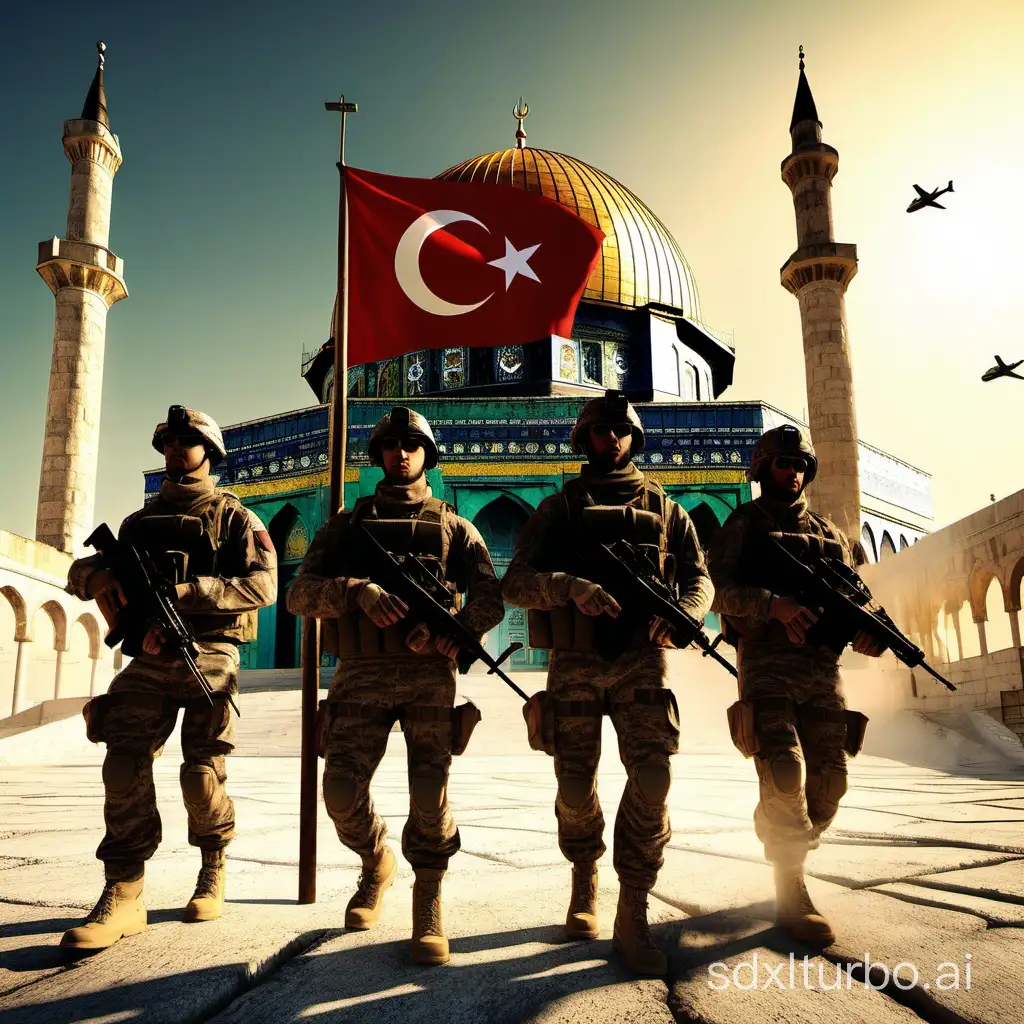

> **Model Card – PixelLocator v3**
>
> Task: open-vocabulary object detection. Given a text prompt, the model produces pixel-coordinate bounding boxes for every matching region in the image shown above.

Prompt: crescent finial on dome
[513,97,529,149]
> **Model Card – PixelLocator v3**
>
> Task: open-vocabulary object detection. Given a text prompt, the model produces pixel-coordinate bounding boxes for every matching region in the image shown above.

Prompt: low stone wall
[0,529,116,720]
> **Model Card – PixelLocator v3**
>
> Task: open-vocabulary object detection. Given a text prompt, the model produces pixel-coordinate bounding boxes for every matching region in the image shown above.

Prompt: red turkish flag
[345,167,604,365]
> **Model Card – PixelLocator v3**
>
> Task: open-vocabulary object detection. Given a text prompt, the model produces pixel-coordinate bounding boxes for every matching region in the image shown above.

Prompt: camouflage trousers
[547,646,679,891]
[320,654,460,871]
[84,642,240,880]
[737,638,848,866]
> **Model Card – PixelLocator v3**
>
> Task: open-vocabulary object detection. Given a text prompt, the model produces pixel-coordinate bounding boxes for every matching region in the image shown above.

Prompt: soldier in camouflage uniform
[502,390,713,976]
[287,407,503,966]
[61,407,278,951]
[707,424,883,945]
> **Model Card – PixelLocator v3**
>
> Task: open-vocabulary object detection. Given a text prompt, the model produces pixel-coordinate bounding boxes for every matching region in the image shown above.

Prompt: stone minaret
[35,42,127,553]
[780,47,860,540]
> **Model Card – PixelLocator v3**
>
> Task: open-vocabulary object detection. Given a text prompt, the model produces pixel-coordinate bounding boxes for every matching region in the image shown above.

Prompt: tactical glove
[356,583,409,627]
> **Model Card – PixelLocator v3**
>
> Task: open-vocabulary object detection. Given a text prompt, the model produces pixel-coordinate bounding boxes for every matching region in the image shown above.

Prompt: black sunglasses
[381,436,423,453]
[773,456,808,472]
[591,423,633,439]
[160,431,205,449]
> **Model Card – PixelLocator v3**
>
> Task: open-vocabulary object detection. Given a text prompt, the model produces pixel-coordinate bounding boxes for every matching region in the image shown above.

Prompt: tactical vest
[323,495,457,657]
[122,490,258,643]
[528,475,672,653]
[724,501,848,647]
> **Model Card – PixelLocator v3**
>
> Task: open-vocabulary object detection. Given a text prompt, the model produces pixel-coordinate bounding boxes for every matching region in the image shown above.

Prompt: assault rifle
[764,537,956,692]
[581,539,739,677]
[84,522,239,715]
[359,526,529,700]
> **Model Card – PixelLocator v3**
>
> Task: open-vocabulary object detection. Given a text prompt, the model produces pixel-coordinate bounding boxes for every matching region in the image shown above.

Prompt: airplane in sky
[981,355,1024,382]
[907,181,954,212]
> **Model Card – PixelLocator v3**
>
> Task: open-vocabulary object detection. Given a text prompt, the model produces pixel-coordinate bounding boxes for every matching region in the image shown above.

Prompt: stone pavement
[0,653,1022,1023]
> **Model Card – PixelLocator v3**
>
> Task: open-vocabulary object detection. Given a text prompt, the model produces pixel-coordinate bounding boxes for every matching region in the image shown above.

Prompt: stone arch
[968,562,1001,621]
[955,596,981,660]
[860,523,877,564]
[983,576,1014,652]
[1010,555,1024,613]
[38,600,69,653]
[879,532,897,560]
[75,612,103,661]
[899,534,910,550]
[688,501,722,552]
[0,586,29,642]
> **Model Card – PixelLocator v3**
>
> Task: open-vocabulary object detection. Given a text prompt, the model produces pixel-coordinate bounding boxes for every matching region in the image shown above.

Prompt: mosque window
[347,365,365,398]
[366,364,378,396]
[441,348,467,389]
[556,341,579,382]
[495,345,525,383]
[404,352,428,396]
[604,343,629,387]
[378,359,400,398]
[582,342,602,385]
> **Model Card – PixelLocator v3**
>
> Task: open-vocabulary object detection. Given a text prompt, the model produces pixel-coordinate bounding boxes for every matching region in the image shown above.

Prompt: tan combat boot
[612,884,667,976]
[61,876,147,950]
[773,860,836,945]
[410,868,449,966]
[183,850,226,923]
[565,862,599,939]
[345,845,397,930]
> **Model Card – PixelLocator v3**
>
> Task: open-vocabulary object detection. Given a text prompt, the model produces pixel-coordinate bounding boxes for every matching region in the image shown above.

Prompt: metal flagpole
[299,94,357,905]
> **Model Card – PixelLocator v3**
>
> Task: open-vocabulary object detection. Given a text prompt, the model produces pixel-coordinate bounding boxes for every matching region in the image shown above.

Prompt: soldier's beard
[587,449,632,474]
[760,478,804,504]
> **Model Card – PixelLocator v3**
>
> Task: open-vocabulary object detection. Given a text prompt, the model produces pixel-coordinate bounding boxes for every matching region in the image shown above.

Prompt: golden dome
[436,146,701,318]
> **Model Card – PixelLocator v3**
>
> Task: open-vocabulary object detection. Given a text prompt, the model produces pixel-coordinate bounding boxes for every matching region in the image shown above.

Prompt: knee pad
[322,773,358,818]
[102,753,137,795]
[634,764,672,805]
[760,754,803,795]
[557,774,594,809]
[411,771,445,813]
[817,768,848,805]
[180,763,217,806]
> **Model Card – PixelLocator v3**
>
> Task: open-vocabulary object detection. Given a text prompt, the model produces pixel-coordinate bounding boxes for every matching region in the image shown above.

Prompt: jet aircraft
[907,181,954,212]
[981,355,1024,382]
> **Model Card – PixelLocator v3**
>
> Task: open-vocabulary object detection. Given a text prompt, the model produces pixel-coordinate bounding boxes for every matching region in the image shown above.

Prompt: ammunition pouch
[579,506,663,546]
[734,697,868,759]
[726,699,759,758]
[451,700,481,756]
[82,691,182,745]
[843,709,869,757]
[523,691,556,756]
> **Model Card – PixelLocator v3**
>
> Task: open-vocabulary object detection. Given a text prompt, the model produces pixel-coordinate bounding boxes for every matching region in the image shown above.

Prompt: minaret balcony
[36,237,127,305]
[780,242,858,294]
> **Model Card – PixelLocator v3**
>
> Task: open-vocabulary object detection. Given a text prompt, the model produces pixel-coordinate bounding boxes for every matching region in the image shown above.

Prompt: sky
[1,0,1022,539]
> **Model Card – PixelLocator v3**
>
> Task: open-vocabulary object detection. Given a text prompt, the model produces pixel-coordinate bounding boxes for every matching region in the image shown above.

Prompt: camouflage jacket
[67,478,277,641]
[501,473,714,622]
[707,493,858,638]
[286,477,504,638]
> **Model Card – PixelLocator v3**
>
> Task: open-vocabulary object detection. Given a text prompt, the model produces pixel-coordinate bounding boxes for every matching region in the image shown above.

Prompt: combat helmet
[570,390,645,456]
[747,424,817,485]
[152,406,227,468]
[368,407,439,470]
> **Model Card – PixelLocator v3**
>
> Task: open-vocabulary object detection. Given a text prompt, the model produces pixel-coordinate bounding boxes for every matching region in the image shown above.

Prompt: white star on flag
[488,238,542,290]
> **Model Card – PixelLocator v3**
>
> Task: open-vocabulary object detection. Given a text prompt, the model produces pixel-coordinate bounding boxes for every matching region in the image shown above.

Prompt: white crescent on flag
[394,210,542,316]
